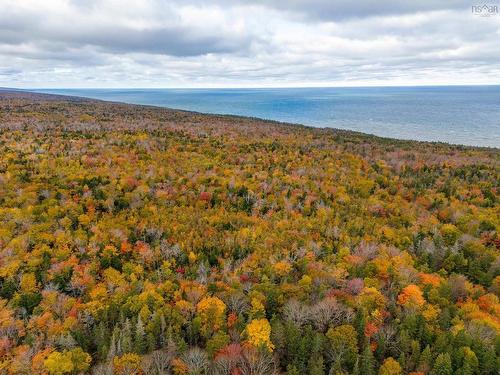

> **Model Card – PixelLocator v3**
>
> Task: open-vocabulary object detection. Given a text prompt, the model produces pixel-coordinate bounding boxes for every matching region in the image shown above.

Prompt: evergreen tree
[309,355,325,375]
[374,334,386,362]
[431,353,452,375]
[352,358,360,375]
[94,321,109,360]
[359,344,375,375]
[149,311,163,347]
[408,340,420,372]
[456,347,478,375]
[147,332,156,352]
[418,345,432,374]
[475,346,496,375]
[107,328,119,360]
[287,364,300,375]
[397,352,406,373]
[354,309,366,350]
[121,319,133,354]
[134,315,147,354]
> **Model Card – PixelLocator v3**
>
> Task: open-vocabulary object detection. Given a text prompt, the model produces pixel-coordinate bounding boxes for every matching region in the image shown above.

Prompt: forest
[0,91,498,374]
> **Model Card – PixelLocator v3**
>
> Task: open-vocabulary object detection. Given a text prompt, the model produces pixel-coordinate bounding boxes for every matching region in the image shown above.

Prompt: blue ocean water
[33,86,500,148]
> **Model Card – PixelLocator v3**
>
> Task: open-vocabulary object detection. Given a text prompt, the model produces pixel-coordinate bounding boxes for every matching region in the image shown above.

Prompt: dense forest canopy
[0,91,499,374]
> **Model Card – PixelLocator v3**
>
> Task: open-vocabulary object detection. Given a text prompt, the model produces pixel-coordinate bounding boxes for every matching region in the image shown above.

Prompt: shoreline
[1,88,498,151]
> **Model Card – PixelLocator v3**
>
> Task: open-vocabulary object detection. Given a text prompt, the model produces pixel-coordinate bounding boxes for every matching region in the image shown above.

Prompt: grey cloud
[177,0,473,20]
[0,0,499,87]
[0,5,253,57]
[259,0,472,20]
[58,25,250,57]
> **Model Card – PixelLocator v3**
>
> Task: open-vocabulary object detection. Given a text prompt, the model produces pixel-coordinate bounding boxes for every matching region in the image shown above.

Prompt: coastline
[2,88,499,152]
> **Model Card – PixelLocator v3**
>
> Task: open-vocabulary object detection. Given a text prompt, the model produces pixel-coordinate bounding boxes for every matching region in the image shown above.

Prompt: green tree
[121,319,133,353]
[456,347,478,375]
[326,324,358,370]
[287,364,300,375]
[308,355,324,375]
[359,344,375,375]
[418,345,432,373]
[134,315,147,354]
[431,353,452,375]
[206,331,230,358]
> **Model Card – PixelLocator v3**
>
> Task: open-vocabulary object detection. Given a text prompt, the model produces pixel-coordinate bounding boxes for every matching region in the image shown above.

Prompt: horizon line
[3,83,500,90]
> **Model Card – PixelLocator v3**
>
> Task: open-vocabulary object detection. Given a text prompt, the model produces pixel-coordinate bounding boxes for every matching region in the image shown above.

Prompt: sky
[1,0,500,88]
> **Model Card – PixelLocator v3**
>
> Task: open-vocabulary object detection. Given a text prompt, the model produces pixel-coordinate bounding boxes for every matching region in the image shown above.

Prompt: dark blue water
[33,86,500,148]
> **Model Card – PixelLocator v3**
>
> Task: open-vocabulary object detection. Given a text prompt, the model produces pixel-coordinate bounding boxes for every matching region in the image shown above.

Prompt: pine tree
[352,357,360,375]
[408,340,421,372]
[431,353,452,375]
[374,334,386,362]
[120,319,133,354]
[287,364,300,375]
[456,347,478,375]
[134,315,147,354]
[418,345,432,374]
[397,352,406,373]
[309,355,325,375]
[359,344,375,375]
[354,309,366,350]
[147,332,156,352]
[107,328,119,360]
[475,346,496,375]
[94,321,109,360]
[149,311,162,347]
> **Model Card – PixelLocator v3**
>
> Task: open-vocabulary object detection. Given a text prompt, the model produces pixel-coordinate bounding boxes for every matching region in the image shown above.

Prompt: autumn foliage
[0,91,498,374]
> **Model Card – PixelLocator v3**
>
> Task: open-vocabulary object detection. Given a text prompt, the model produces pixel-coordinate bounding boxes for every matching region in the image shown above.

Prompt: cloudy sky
[1,0,500,88]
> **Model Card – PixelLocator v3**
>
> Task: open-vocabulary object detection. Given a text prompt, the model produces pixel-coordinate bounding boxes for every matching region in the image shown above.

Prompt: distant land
[26,85,500,148]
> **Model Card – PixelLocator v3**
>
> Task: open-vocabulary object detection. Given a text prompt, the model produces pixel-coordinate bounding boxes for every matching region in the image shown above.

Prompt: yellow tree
[245,318,274,352]
[196,296,226,336]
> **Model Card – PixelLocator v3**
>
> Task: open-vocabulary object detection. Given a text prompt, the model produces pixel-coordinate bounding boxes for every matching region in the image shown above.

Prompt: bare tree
[182,347,209,374]
[283,299,309,327]
[224,292,249,315]
[239,348,277,375]
[91,362,114,375]
[211,343,243,375]
[141,349,174,375]
[309,297,354,331]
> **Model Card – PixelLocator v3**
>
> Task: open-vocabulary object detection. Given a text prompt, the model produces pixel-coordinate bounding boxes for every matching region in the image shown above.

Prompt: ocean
[32,86,500,148]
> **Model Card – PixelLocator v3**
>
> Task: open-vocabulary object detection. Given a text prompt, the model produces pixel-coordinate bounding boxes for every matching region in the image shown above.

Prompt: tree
[196,296,226,337]
[431,353,452,375]
[113,353,142,375]
[69,347,91,373]
[456,347,478,375]
[245,318,274,352]
[398,285,425,308]
[134,315,147,354]
[308,355,325,375]
[206,331,230,358]
[43,348,91,375]
[121,319,133,354]
[379,357,402,375]
[44,351,74,375]
[354,309,366,350]
[359,345,376,375]
[326,324,358,369]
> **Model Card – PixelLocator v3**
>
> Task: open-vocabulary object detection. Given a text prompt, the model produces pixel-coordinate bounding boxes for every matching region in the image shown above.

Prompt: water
[32,86,500,148]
